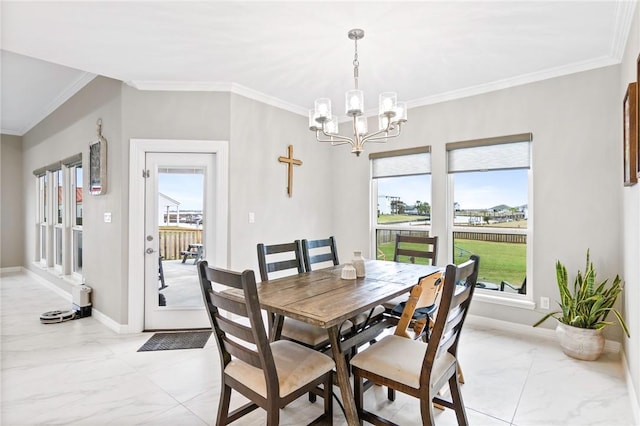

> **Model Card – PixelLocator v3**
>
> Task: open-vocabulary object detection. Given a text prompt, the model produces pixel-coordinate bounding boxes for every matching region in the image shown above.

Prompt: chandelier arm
[315,130,354,146]
[363,125,403,143]
[360,127,397,145]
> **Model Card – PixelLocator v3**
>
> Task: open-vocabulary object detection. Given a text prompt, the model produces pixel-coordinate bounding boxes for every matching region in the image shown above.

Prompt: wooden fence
[377,229,526,245]
[453,231,527,244]
[159,227,202,260]
[376,229,431,245]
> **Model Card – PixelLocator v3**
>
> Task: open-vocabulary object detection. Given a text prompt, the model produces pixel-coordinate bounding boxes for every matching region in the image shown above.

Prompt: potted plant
[533,249,629,361]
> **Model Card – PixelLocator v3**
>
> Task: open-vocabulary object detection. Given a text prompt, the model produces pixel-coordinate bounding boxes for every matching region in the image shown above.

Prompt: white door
[143,152,215,330]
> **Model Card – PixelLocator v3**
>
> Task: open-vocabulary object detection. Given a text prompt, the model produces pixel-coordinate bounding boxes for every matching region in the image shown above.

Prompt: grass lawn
[377,238,526,286]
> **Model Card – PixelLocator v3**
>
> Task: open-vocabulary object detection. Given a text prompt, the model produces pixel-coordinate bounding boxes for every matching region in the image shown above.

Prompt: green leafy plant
[533,249,629,337]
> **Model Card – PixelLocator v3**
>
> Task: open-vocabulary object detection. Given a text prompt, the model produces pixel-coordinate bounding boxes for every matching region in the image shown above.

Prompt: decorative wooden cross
[278,145,302,197]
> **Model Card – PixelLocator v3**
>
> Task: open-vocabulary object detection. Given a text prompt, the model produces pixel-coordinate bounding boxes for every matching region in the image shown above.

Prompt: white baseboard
[0,266,24,274]
[622,351,640,426]
[466,314,621,354]
[23,267,72,302]
[21,267,126,333]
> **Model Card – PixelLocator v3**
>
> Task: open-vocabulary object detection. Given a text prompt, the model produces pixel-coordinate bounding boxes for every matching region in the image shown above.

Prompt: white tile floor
[1,270,636,426]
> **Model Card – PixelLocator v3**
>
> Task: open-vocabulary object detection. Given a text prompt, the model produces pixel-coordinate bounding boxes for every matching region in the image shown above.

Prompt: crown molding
[126,80,308,117]
[610,0,637,61]
[407,56,619,110]
[7,72,97,136]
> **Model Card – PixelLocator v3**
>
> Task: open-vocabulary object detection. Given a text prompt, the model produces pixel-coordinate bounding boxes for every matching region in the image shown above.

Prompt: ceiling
[1,1,635,136]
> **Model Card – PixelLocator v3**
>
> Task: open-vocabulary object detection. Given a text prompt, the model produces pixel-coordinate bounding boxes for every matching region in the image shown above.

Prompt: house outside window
[370,147,432,261]
[447,133,532,297]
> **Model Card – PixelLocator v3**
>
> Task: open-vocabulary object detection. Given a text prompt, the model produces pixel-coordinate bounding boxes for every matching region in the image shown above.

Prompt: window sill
[473,291,536,310]
[31,262,83,285]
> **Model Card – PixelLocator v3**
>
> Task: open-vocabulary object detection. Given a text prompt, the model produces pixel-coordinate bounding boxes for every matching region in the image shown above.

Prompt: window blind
[62,153,82,167]
[447,133,532,173]
[370,147,431,178]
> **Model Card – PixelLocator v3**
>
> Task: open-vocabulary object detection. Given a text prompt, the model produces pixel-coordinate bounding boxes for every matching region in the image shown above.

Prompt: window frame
[446,133,534,308]
[69,162,83,277]
[33,154,83,280]
[369,147,433,262]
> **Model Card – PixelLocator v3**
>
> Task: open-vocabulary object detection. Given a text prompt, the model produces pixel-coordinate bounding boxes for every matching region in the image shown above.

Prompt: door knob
[146,248,156,254]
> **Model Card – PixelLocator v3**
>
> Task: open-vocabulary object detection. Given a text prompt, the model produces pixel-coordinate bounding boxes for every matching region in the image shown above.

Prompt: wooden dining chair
[197,261,334,425]
[351,255,480,426]
[393,234,438,265]
[383,234,439,312]
[257,240,354,351]
[257,240,305,281]
[301,236,339,271]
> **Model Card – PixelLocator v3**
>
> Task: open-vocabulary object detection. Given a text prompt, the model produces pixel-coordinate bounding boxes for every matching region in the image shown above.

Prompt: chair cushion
[353,304,386,326]
[282,318,353,346]
[350,334,456,390]
[225,340,335,398]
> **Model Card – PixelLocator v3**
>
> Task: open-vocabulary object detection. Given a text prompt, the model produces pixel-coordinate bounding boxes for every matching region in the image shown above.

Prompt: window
[36,171,48,266]
[33,154,83,278]
[67,156,83,276]
[370,147,432,261]
[53,168,63,270]
[447,133,531,296]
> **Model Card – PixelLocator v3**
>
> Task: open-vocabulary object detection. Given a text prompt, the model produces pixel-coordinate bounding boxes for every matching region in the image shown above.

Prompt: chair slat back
[422,255,479,384]
[414,272,442,309]
[394,271,442,338]
[198,261,276,374]
[302,236,339,272]
[393,234,438,265]
[257,241,304,281]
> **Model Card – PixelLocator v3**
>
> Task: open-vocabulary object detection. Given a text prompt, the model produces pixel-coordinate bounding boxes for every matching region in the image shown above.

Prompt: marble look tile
[2,272,636,426]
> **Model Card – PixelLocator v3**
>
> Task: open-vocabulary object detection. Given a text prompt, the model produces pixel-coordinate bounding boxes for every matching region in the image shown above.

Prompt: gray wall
[331,65,623,340]
[1,134,24,268]
[21,76,125,322]
[228,93,334,274]
[620,2,640,412]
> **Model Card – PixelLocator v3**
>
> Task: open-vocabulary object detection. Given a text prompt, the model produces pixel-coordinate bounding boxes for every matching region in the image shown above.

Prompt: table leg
[328,326,359,426]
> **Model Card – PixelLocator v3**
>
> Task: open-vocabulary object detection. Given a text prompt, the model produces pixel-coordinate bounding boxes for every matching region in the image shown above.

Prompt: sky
[378,169,528,210]
[159,173,203,210]
[158,168,528,212]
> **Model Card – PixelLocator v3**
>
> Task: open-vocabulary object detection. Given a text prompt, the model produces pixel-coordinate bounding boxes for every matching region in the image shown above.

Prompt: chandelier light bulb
[379,92,397,115]
[346,90,364,116]
[315,98,331,121]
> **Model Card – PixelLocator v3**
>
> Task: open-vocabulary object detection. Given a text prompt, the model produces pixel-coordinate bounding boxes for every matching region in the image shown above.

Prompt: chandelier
[308,29,408,156]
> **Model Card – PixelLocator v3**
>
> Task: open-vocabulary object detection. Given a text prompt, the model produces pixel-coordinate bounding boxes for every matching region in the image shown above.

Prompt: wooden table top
[256,260,440,329]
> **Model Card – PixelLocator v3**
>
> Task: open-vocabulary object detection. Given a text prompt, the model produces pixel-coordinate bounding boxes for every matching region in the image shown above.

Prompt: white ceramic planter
[555,322,605,361]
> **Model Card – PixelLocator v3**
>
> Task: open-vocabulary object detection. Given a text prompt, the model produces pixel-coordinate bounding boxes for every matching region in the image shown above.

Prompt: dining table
[255,259,441,426]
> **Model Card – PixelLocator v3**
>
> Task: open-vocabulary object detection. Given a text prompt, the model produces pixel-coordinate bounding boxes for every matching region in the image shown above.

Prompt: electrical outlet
[540,296,550,310]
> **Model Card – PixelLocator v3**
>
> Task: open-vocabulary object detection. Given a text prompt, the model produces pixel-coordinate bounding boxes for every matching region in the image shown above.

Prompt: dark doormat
[137,331,212,352]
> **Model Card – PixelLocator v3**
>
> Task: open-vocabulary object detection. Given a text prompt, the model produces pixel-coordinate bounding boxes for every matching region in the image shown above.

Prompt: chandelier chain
[353,37,359,90]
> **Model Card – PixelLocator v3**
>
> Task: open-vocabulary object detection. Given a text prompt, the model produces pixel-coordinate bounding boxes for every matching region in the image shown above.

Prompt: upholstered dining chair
[197,261,334,425]
[351,255,480,426]
[257,240,353,350]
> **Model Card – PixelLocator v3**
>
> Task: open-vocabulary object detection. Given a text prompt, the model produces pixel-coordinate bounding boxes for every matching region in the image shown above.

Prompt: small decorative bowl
[341,264,357,280]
